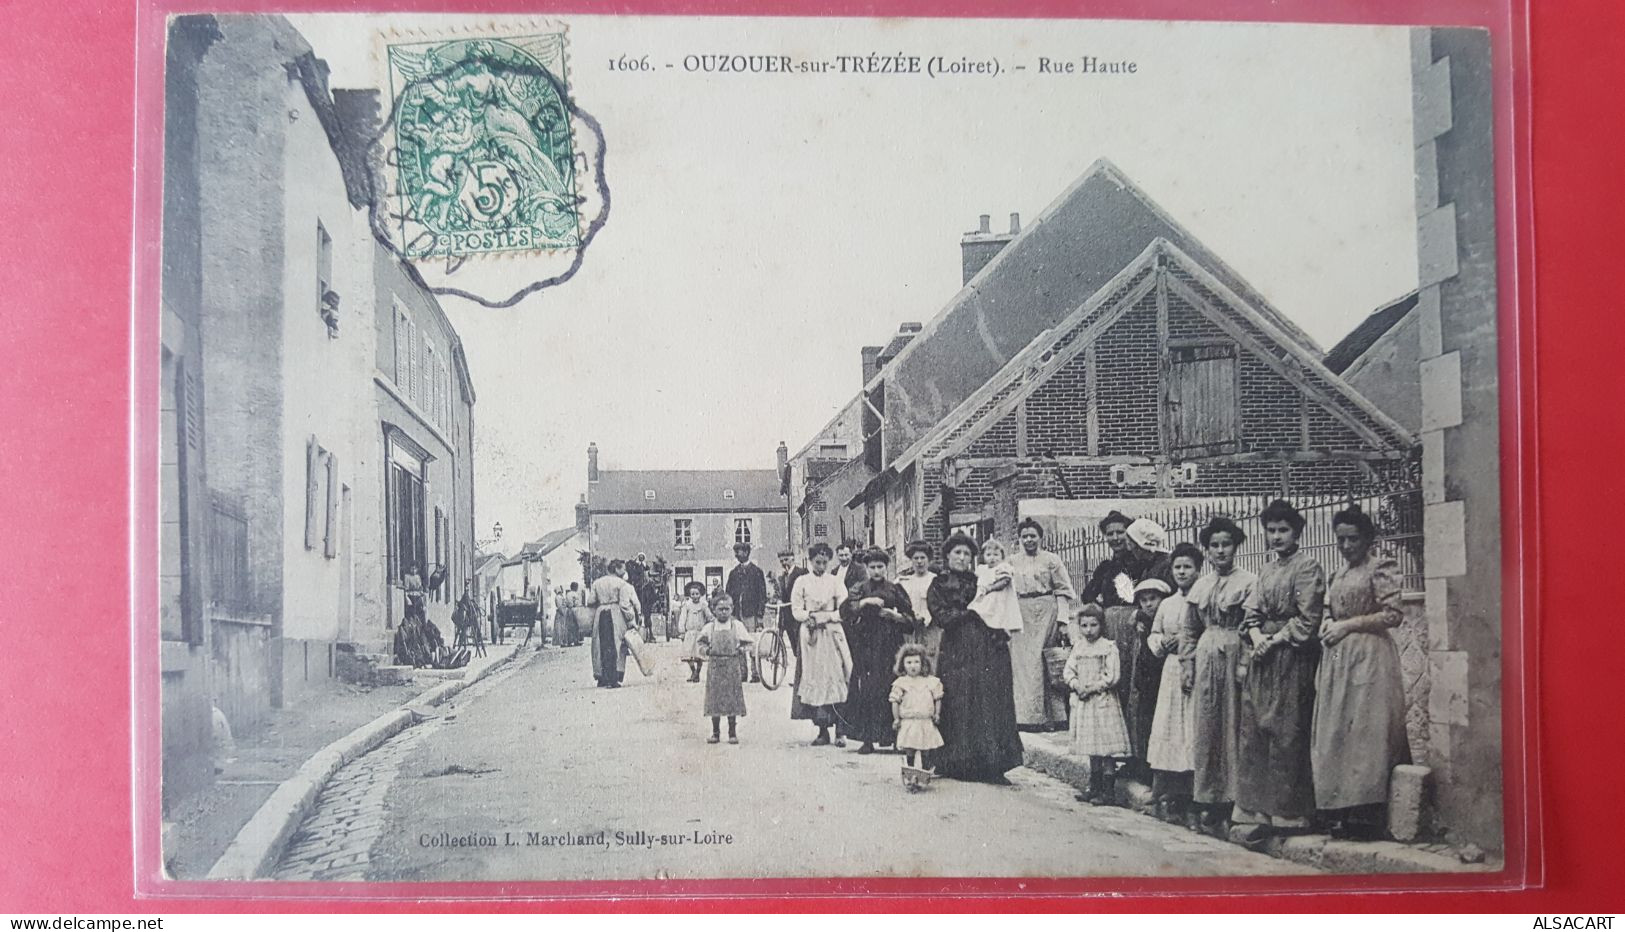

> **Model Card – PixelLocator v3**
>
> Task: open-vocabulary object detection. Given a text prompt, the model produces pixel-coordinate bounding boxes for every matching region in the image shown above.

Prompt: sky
[289,14,1421,550]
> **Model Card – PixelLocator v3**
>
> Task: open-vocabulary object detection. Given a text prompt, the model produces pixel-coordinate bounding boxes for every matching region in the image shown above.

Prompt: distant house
[472,552,505,603]
[497,520,590,618]
[1323,292,1422,435]
[584,444,790,602]
[532,501,592,598]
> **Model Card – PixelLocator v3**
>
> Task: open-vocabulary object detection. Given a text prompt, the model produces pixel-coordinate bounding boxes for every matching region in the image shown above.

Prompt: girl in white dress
[1065,604,1131,803]
[1147,542,1203,825]
[889,643,944,789]
[674,581,715,683]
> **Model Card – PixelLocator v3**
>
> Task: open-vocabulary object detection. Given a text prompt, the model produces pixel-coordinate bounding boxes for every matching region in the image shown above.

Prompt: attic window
[644,490,656,500]
[723,489,736,500]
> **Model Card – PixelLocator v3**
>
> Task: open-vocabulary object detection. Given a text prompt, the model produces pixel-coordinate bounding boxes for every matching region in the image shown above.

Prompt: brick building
[846,236,1417,555]
[790,159,1416,558]
[584,445,791,603]
[157,14,477,803]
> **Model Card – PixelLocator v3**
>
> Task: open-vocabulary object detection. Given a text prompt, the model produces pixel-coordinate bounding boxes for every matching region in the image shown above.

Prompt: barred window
[674,518,693,548]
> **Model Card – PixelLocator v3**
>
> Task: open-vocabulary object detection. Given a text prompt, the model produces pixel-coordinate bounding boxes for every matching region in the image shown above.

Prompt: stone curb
[1019,732,1489,876]
[204,644,522,881]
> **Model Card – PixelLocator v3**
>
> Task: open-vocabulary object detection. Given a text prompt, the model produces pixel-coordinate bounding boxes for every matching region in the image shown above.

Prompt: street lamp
[476,521,504,550]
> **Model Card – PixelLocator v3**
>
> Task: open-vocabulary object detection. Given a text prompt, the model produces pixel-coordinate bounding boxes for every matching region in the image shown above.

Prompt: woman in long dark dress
[929,533,1024,784]
[840,548,914,754]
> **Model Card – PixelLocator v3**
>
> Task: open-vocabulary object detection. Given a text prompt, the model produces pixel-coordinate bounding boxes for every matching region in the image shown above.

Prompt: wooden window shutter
[1168,344,1240,452]
[324,451,340,558]
[394,310,407,388]
[409,320,421,405]
[305,436,321,550]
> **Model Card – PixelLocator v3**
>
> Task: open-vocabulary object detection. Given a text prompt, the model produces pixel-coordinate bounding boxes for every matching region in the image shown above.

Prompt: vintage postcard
[150,12,1509,886]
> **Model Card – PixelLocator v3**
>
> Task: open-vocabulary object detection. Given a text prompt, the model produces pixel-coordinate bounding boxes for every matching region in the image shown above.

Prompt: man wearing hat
[725,541,769,682]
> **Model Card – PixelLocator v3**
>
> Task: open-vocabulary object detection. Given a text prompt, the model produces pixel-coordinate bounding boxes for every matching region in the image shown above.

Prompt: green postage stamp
[385,31,582,258]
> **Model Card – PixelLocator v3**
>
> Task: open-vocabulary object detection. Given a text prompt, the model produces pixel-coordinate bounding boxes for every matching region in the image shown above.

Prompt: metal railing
[208,498,254,612]
[1050,487,1424,593]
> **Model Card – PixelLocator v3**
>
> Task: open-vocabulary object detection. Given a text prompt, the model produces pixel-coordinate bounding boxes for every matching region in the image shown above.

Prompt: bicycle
[754,601,793,690]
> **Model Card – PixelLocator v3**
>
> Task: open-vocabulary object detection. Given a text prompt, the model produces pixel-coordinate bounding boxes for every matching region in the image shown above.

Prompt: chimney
[587,443,599,483]
[876,321,924,369]
[861,345,884,386]
[776,441,790,494]
[575,494,590,531]
[960,212,1020,285]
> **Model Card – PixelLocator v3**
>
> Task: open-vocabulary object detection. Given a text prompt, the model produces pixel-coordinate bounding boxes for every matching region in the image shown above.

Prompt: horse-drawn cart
[490,593,540,645]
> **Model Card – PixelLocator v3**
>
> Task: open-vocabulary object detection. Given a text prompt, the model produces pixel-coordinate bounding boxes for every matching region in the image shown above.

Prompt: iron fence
[208,497,254,612]
[1050,487,1424,593]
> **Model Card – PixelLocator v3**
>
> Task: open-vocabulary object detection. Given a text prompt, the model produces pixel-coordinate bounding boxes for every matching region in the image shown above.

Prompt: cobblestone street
[273,660,529,881]
[272,641,1310,882]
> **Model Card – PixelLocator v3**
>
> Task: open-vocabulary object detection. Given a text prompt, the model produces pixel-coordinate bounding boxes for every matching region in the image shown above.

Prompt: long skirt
[1191,626,1243,805]
[906,624,943,675]
[845,615,907,744]
[1070,691,1131,758]
[799,623,852,708]
[681,628,704,662]
[1123,636,1162,765]
[704,654,748,717]
[788,621,815,721]
[1009,596,1061,726]
[1102,606,1138,707]
[937,623,1023,782]
[1236,640,1318,823]
[1312,630,1410,809]
[1147,652,1196,775]
[591,608,629,685]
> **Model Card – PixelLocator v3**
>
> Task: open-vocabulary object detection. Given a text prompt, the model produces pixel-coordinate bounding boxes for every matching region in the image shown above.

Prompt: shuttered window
[1167,343,1241,452]
[324,452,340,558]
[393,304,411,391]
[305,437,323,551]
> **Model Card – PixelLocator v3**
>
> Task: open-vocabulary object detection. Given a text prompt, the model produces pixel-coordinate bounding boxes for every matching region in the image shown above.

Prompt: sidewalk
[1019,730,1498,875]
[163,641,522,880]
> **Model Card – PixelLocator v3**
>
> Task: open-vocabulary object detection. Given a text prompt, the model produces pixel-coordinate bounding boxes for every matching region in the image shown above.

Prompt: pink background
[1,0,1609,910]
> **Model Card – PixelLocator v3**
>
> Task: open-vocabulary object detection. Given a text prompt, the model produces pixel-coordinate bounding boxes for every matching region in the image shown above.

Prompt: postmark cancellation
[382,27,584,260]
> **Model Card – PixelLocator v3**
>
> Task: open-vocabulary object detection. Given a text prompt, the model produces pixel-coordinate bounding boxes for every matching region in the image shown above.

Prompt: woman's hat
[1126,518,1170,553]
[1132,578,1173,598]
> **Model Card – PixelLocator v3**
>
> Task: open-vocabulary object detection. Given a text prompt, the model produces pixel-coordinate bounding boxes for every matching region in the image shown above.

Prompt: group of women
[777,498,1411,845]
[1100,501,1412,845]
[782,527,1067,785]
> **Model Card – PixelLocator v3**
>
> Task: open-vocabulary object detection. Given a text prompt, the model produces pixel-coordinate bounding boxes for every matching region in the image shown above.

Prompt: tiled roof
[590,469,784,513]
[869,158,1327,462]
[519,525,582,558]
[881,238,1415,485]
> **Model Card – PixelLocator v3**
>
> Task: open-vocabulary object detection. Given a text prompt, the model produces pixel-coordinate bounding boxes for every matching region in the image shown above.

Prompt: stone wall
[1411,26,1503,852]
